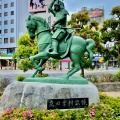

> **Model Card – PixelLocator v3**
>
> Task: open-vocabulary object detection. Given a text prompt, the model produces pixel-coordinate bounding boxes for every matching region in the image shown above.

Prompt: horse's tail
[86,39,95,61]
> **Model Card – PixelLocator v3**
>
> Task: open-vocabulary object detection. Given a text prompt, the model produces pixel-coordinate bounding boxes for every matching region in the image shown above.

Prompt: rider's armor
[48,0,69,55]
[52,9,69,40]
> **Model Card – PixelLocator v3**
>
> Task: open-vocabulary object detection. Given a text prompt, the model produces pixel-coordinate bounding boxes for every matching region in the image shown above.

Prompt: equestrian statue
[26,0,95,79]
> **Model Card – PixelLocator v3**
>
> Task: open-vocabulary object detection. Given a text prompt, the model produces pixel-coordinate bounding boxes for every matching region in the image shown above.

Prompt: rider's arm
[48,0,56,16]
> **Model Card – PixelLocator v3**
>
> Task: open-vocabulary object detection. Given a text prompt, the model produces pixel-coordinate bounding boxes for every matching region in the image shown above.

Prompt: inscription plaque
[47,98,89,110]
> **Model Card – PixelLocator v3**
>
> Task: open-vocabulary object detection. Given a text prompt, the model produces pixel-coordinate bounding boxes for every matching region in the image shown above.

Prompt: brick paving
[103,91,120,98]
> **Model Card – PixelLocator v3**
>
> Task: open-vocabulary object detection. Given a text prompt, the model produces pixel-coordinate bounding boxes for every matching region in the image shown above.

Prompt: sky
[63,0,120,20]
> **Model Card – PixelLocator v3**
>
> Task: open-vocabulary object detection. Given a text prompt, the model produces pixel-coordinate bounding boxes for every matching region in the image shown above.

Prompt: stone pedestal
[0,81,99,111]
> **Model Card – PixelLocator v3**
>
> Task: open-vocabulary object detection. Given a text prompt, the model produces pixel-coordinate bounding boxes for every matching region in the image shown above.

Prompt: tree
[13,33,38,72]
[68,10,104,76]
[101,6,120,67]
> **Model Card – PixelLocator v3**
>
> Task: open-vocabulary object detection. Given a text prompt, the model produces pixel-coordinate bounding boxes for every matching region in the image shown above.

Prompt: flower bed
[0,93,120,120]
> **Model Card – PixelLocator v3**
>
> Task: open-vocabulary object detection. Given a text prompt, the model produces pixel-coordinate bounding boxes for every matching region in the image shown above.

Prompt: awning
[0,57,12,60]
[61,59,71,62]
[92,57,102,62]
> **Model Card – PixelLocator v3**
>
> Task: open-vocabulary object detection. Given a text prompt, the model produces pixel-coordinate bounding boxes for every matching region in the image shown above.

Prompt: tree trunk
[81,67,84,77]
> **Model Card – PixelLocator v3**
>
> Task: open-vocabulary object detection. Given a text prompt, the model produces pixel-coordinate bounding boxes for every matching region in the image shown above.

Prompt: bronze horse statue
[26,15,95,79]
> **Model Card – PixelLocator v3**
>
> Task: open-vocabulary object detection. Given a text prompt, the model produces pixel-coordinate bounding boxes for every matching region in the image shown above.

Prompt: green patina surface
[25,0,95,80]
[24,76,88,84]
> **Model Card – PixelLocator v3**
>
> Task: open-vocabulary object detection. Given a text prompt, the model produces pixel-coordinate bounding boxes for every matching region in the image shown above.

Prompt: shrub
[16,75,25,81]
[35,73,49,78]
[86,73,120,83]
[0,77,11,91]
[113,71,120,82]
[0,77,11,100]
[1,93,120,120]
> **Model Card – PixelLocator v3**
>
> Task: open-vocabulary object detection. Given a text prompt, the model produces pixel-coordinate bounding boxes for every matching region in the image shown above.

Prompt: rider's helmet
[54,0,65,9]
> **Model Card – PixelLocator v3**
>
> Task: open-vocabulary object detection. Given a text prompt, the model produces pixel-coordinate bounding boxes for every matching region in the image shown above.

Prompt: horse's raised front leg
[30,59,48,78]
[30,52,49,68]
[29,52,49,78]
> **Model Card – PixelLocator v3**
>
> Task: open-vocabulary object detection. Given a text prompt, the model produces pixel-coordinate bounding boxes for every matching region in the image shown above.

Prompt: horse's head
[26,15,37,39]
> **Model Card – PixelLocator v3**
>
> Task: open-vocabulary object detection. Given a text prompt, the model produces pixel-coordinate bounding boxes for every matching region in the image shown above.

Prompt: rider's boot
[50,39,59,55]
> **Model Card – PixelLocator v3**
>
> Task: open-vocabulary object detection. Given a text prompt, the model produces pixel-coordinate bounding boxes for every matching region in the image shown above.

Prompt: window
[0,5,1,9]
[11,19,14,24]
[4,20,8,25]
[0,21,1,25]
[0,13,1,17]
[10,37,15,43]
[4,29,8,33]
[4,38,8,43]
[4,4,8,8]
[0,30,1,34]
[4,12,8,16]
[11,2,14,7]
[11,28,14,33]
[0,38,2,44]
[11,11,14,15]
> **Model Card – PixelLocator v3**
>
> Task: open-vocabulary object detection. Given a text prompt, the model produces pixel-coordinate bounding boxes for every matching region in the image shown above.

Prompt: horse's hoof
[29,75,34,78]
[61,75,69,80]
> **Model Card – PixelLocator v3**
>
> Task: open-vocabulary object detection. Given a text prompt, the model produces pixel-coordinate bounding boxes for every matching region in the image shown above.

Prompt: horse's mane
[31,16,50,29]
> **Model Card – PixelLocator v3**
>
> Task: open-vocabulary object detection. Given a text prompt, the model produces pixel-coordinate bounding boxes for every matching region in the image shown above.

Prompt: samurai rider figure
[48,0,69,55]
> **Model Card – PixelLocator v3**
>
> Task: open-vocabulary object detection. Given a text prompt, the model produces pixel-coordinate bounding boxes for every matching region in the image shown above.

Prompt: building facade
[80,7,104,27]
[0,0,30,68]
[0,0,55,68]
[0,0,29,55]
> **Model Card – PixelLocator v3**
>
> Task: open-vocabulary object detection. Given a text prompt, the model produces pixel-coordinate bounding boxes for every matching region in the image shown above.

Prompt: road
[0,67,119,82]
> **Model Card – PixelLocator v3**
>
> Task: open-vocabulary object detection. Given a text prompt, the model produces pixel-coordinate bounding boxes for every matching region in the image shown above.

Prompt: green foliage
[81,56,94,69]
[111,6,120,18]
[113,71,120,82]
[13,33,38,71]
[35,73,49,78]
[1,93,120,120]
[48,58,60,69]
[16,75,26,81]
[18,59,34,72]
[67,11,90,29]
[90,20,99,30]
[99,92,120,118]
[101,6,120,62]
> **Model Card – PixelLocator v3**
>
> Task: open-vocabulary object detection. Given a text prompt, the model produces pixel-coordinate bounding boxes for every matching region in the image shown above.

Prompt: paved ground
[104,91,120,98]
[0,67,119,80]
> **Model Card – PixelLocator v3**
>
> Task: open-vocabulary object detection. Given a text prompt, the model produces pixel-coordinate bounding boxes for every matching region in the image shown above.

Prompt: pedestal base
[0,81,99,111]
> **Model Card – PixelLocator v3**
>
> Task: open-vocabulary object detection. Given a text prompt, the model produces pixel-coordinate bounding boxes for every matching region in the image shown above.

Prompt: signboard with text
[0,49,7,54]
[28,0,46,12]
[47,98,89,110]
